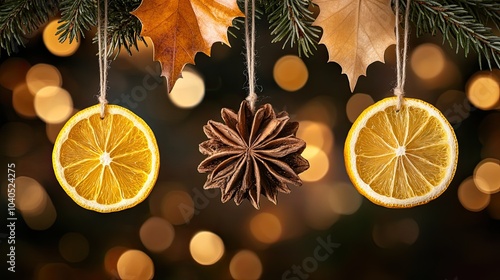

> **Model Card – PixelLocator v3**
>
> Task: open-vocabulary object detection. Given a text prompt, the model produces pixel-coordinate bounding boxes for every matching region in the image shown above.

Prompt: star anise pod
[198,100,310,209]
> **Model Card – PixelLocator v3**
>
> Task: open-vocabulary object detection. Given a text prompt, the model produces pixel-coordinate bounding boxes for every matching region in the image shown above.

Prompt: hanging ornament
[197,0,310,209]
[52,0,160,213]
[343,0,459,208]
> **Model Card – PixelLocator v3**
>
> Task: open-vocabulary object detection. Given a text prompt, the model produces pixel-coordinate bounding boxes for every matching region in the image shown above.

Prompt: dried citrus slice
[344,97,458,208]
[52,104,159,212]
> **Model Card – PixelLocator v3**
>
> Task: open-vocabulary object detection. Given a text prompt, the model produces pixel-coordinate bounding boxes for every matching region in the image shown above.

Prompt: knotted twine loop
[244,0,257,112]
[97,0,109,118]
[394,0,411,112]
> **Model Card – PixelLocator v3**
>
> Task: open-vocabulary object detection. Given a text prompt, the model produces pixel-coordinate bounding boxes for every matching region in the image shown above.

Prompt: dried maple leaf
[131,0,244,91]
[313,0,396,92]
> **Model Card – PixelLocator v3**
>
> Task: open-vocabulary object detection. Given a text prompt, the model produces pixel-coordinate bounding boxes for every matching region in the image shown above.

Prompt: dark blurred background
[1,15,500,280]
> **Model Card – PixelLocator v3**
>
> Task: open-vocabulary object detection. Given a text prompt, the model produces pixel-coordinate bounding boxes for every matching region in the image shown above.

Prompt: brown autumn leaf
[313,0,396,92]
[131,0,244,91]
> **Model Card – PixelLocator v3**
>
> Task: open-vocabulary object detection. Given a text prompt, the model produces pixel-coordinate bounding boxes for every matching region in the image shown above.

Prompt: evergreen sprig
[0,0,499,68]
[265,0,320,58]
[0,0,58,55]
[408,0,500,68]
[106,0,145,57]
[57,0,96,43]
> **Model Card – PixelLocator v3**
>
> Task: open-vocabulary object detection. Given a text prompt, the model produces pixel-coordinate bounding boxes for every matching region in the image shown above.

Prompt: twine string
[394,0,411,111]
[97,0,109,118]
[244,0,257,112]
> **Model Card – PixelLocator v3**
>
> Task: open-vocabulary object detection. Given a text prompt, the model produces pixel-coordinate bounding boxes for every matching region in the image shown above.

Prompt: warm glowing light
[296,121,334,155]
[189,231,225,265]
[15,176,47,215]
[328,182,362,215]
[26,63,62,95]
[458,177,490,212]
[59,232,89,262]
[0,57,30,90]
[297,95,337,127]
[250,212,282,244]
[0,122,34,157]
[466,71,500,110]
[411,43,446,80]
[373,218,419,248]
[43,19,80,57]
[474,158,500,194]
[140,217,175,253]
[46,109,77,143]
[37,263,73,280]
[273,55,309,91]
[169,67,205,108]
[117,250,154,280]
[104,246,128,278]
[34,86,73,123]
[488,194,500,220]
[304,184,340,230]
[15,175,56,232]
[161,190,195,225]
[12,84,36,118]
[436,90,470,124]
[346,93,374,123]
[229,250,263,280]
[300,146,329,182]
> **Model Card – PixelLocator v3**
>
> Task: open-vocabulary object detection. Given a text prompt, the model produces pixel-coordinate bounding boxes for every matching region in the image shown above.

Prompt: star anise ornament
[198,100,310,209]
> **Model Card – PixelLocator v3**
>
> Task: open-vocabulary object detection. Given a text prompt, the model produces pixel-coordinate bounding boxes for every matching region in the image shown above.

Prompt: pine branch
[452,0,500,29]
[0,0,57,55]
[57,0,96,43]
[407,0,500,69]
[265,0,320,57]
[106,0,145,57]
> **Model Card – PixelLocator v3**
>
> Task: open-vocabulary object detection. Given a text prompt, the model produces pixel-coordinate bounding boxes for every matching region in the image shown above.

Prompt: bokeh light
[466,71,500,110]
[46,109,78,143]
[0,57,30,90]
[189,231,225,265]
[410,43,446,80]
[328,182,362,215]
[0,122,34,157]
[37,263,73,280]
[104,246,128,278]
[59,232,89,263]
[435,89,470,125]
[15,176,47,215]
[273,55,309,91]
[300,146,329,182]
[139,217,175,253]
[229,250,263,280]
[34,86,73,123]
[117,249,154,280]
[296,121,334,154]
[12,83,36,118]
[373,218,419,248]
[26,63,62,95]
[297,95,337,127]
[474,158,500,194]
[488,193,500,220]
[250,212,282,244]
[168,67,205,108]
[161,190,195,225]
[43,19,80,57]
[458,177,490,212]
[304,184,340,230]
[346,93,374,123]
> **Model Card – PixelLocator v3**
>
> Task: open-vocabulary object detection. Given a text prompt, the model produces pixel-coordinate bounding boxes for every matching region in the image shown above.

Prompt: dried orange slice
[52,104,159,212]
[344,97,458,208]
